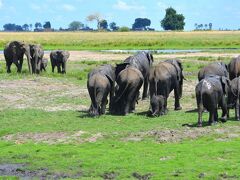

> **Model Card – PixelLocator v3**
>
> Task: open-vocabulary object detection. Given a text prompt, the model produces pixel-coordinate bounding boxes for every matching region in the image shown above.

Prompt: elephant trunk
[26,50,32,74]
[62,61,66,74]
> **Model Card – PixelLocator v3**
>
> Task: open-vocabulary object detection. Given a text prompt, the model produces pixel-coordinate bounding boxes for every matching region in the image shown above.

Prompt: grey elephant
[30,44,44,74]
[149,94,166,116]
[123,51,154,100]
[228,77,240,120]
[50,50,70,73]
[110,63,144,115]
[228,56,240,80]
[195,75,230,127]
[198,62,228,81]
[87,65,115,116]
[149,59,184,115]
[4,41,32,73]
[40,58,48,72]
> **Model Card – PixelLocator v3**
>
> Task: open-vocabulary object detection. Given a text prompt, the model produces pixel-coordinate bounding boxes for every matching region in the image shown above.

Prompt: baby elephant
[40,58,48,72]
[50,50,70,74]
[149,95,165,117]
[228,77,240,120]
[195,75,230,127]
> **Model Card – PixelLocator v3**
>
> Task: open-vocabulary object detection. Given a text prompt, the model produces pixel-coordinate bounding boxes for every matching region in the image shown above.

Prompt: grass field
[1,31,240,50]
[0,52,240,179]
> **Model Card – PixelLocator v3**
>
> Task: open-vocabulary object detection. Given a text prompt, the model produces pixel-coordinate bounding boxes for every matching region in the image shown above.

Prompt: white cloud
[157,1,168,10]
[30,4,41,11]
[0,0,3,9]
[113,0,145,11]
[62,4,75,11]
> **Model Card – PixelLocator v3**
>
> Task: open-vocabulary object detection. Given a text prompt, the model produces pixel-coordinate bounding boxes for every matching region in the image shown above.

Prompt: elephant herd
[87,51,184,117]
[3,41,70,74]
[88,52,240,128]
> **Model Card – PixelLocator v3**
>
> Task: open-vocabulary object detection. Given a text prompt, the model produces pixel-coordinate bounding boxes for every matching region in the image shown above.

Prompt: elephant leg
[236,100,240,121]
[109,85,114,112]
[19,58,24,72]
[221,99,228,122]
[174,85,182,110]
[100,91,109,115]
[142,77,149,100]
[6,61,12,73]
[87,86,99,116]
[57,65,61,73]
[214,108,218,123]
[197,103,204,127]
[52,65,55,73]
[14,61,21,73]
[208,111,214,125]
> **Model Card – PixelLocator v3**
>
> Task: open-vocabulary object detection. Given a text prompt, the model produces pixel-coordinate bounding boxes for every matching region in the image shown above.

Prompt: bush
[118,26,130,32]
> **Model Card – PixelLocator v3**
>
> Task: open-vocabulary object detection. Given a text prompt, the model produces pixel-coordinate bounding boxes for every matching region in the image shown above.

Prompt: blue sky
[0,0,240,30]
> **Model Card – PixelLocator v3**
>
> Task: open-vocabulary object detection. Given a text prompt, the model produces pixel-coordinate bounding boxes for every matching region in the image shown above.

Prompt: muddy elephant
[87,65,115,116]
[228,77,240,120]
[50,50,70,74]
[4,41,32,73]
[110,63,144,115]
[40,58,48,72]
[198,62,228,81]
[149,59,184,115]
[123,51,153,99]
[228,56,240,80]
[30,44,44,74]
[195,75,230,126]
[149,94,166,117]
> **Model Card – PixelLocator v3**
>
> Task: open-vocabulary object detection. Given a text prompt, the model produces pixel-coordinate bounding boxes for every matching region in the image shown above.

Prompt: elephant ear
[221,76,230,95]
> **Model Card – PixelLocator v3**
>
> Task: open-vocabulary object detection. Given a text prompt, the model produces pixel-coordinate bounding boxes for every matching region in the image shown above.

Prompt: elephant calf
[50,50,70,74]
[228,77,240,120]
[87,65,115,116]
[111,64,143,115]
[40,58,48,72]
[195,75,230,127]
[149,95,165,116]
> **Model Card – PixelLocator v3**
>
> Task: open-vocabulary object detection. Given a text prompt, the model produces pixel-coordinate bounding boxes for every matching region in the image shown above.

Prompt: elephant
[123,51,154,99]
[30,44,44,74]
[149,94,166,117]
[40,58,48,72]
[87,64,115,116]
[4,41,32,73]
[110,63,144,115]
[228,77,240,120]
[195,75,231,127]
[149,59,184,115]
[198,62,228,81]
[228,56,240,80]
[50,50,70,74]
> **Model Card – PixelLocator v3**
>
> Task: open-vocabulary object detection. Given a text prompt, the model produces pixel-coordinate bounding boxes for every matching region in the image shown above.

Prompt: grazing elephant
[87,65,115,116]
[4,41,32,73]
[198,62,228,81]
[123,51,154,99]
[30,44,44,74]
[228,77,240,120]
[228,56,240,80]
[50,50,70,73]
[110,64,144,115]
[40,58,48,72]
[195,75,230,127]
[149,94,166,117]
[149,59,184,114]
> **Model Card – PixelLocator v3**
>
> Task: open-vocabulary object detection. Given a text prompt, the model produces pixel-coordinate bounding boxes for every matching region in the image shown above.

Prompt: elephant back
[228,56,240,80]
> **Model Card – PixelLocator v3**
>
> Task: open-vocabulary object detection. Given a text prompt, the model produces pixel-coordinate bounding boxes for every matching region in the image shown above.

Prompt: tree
[161,7,185,30]
[204,24,208,30]
[22,24,29,31]
[209,23,213,30]
[109,22,119,31]
[69,21,84,31]
[43,21,51,29]
[29,24,33,31]
[99,19,108,30]
[35,22,42,29]
[132,18,151,30]
[3,23,16,31]
[86,13,102,30]
[194,23,198,30]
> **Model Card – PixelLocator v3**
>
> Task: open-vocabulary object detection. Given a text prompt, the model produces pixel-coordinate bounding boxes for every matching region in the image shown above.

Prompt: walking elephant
[87,65,115,116]
[149,59,184,116]
[30,44,44,74]
[50,50,70,74]
[4,41,32,73]
[195,75,231,127]
[123,51,153,99]
[198,62,228,81]
[228,77,240,120]
[149,94,166,117]
[110,63,144,115]
[228,56,240,80]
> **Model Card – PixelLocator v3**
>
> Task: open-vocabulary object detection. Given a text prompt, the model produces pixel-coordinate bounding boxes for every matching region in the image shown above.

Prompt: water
[100,49,202,54]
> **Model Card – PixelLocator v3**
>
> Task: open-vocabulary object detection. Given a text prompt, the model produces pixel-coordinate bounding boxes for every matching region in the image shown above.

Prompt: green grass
[1,31,240,50]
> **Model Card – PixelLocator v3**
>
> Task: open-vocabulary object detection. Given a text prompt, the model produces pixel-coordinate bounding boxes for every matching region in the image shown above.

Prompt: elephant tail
[114,82,129,103]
